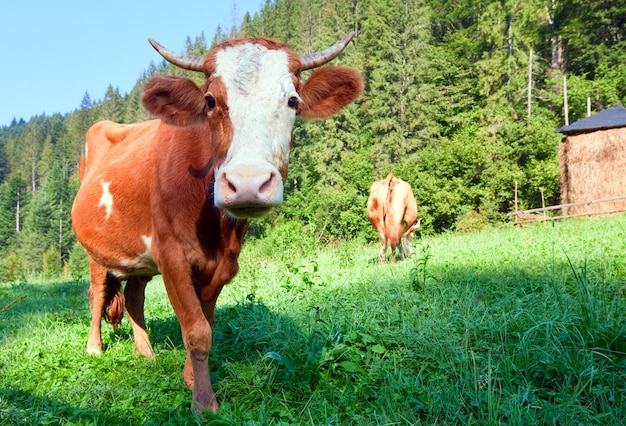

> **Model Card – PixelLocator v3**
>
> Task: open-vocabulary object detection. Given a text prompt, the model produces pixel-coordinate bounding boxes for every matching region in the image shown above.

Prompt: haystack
[557,104,626,215]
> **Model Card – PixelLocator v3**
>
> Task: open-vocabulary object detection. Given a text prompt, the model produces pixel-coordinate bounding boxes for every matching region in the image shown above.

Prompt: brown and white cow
[71,33,362,414]
[367,173,420,264]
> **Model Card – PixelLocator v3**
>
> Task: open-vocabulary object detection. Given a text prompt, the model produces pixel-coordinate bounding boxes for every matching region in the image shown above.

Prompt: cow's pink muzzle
[215,167,283,218]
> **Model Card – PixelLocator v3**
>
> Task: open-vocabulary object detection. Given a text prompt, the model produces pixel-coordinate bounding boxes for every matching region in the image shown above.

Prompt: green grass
[2,216,626,425]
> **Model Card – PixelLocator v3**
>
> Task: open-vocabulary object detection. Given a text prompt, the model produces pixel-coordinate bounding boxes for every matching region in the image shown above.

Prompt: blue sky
[0,0,262,127]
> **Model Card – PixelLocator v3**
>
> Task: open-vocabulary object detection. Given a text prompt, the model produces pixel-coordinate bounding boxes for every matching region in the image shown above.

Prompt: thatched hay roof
[556,104,626,135]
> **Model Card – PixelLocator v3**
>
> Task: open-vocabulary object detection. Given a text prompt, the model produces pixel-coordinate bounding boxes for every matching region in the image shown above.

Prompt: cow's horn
[148,38,205,72]
[299,31,357,71]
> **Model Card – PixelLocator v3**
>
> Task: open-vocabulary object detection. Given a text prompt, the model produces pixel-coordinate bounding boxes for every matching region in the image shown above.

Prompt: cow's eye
[206,96,217,110]
[287,96,299,109]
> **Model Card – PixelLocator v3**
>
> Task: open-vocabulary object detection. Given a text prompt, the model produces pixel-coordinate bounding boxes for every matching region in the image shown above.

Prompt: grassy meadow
[1,215,626,425]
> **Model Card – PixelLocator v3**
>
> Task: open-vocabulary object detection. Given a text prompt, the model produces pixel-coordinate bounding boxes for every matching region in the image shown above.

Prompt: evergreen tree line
[0,0,624,279]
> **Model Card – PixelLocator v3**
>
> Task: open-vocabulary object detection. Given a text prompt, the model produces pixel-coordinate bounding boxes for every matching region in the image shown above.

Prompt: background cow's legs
[367,201,387,264]
[124,276,155,358]
[389,236,399,263]
[378,238,388,264]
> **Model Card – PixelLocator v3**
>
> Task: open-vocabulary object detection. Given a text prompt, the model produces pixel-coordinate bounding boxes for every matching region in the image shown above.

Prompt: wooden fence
[508,195,626,226]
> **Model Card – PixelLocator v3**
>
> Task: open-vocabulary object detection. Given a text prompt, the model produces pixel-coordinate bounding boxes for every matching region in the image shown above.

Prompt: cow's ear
[298,66,363,120]
[142,76,207,126]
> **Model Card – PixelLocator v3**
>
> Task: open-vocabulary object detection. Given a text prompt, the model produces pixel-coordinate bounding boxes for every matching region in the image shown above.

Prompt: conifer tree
[65,92,95,162]
[359,0,436,171]
[0,175,26,248]
[0,139,7,182]
[239,11,254,37]
[123,81,151,123]
[98,85,123,122]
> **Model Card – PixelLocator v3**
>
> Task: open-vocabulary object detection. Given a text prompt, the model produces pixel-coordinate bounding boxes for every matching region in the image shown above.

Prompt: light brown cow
[367,173,419,263]
[71,33,362,414]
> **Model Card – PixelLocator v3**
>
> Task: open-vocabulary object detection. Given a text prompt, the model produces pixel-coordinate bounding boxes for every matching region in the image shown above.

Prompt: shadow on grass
[1,279,315,423]
[0,279,89,338]
[0,278,87,308]
[0,277,314,366]
[0,386,129,425]
[149,299,323,394]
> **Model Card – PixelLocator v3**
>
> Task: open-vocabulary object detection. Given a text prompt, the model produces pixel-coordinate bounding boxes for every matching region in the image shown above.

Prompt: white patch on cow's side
[119,259,134,267]
[214,43,295,181]
[136,235,157,272]
[113,235,157,276]
[142,235,152,252]
[98,181,113,220]
[108,268,127,278]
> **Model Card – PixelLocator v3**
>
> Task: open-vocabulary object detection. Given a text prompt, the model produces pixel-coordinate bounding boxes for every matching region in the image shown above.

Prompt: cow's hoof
[190,397,219,415]
[86,345,102,355]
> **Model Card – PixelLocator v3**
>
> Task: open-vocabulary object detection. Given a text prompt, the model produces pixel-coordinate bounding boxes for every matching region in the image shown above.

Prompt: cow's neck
[196,210,249,303]
[153,122,250,288]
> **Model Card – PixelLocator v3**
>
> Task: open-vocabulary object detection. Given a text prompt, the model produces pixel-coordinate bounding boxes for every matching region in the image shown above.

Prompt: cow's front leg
[182,292,222,404]
[201,287,223,327]
[161,268,218,414]
[124,276,155,358]
[181,316,217,414]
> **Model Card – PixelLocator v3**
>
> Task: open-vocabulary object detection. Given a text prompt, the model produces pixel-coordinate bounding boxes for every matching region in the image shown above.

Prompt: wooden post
[541,190,546,224]
[514,181,519,227]
[587,97,591,117]
[527,50,532,119]
[563,76,569,126]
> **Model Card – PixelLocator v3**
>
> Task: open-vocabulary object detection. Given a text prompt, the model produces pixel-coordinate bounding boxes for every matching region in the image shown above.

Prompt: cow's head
[400,220,421,258]
[142,33,363,219]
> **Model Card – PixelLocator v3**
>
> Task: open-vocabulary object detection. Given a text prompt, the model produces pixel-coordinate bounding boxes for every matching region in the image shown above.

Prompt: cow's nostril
[216,168,283,210]
[259,172,275,194]
[223,173,237,193]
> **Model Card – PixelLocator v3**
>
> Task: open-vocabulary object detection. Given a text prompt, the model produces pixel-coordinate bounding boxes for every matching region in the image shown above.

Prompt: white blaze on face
[213,43,297,201]
[99,181,113,220]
